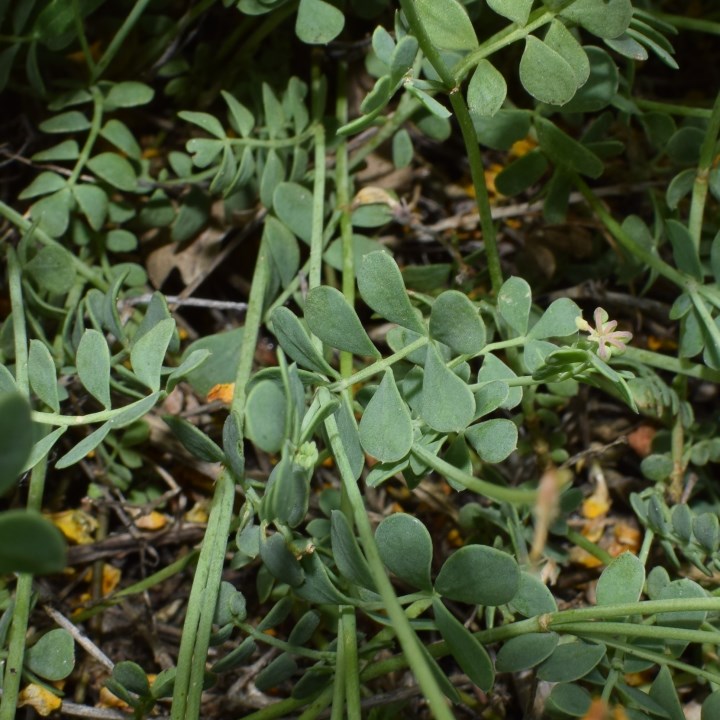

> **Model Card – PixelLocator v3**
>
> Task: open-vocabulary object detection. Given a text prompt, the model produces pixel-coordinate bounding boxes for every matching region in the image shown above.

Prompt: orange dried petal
[48,510,98,544]
[134,511,168,531]
[509,138,537,158]
[207,383,235,404]
[627,425,655,458]
[18,684,62,716]
[98,686,133,711]
[185,502,209,524]
[581,698,610,720]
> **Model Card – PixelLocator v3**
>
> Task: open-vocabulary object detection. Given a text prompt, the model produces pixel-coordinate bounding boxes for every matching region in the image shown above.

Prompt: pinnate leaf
[596,552,645,606]
[467,60,507,118]
[429,290,486,355]
[295,0,345,44]
[421,344,475,433]
[87,153,137,192]
[0,510,66,574]
[415,0,478,53]
[487,0,533,25]
[433,597,494,690]
[130,318,175,392]
[498,276,532,335]
[435,544,520,605]
[25,629,75,681]
[465,418,517,463]
[358,251,425,334]
[496,633,559,672]
[520,37,577,106]
[376,513,433,590]
[560,0,632,39]
[359,370,412,463]
[0,393,34,494]
[306,287,380,358]
[76,329,111,409]
[271,307,336,376]
[29,340,59,412]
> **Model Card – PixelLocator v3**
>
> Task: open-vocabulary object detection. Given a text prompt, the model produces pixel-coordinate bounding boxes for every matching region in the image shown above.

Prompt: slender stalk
[564,528,614,566]
[634,98,713,118]
[0,203,107,289]
[309,79,327,294]
[329,335,429,392]
[622,346,720,382]
[170,470,235,719]
[688,90,720,249]
[91,0,154,81]
[172,245,270,719]
[69,86,103,186]
[336,63,355,379]
[72,0,96,76]
[347,95,421,171]
[411,443,537,505]
[554,621,720,645]
[330,615,347,720]
[341,608,361,720]
[597,636,720,686]
[573,175,689,288]
[399,0,503,294]
[0,250,52,720]
[323,399,455,720]
[656,13,720,36]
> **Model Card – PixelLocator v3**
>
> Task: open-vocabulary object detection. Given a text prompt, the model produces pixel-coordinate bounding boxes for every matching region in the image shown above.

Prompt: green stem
[597,636,720,686]
[574,175,689,288]
[69,86,103,186]
[634,98,713,118]
[331,613,347,720]
[322,398,455,720]
[688,90,720,249]
[72,0,96,76]
[329,335,429,392]
[336,63,356,380]
[309,96,326,293]
[564,528,614,566]
[554,621,720,645]
[452,7,560,82]
[411,443,537,505]
[341,608,361,720]
[32,392,160,426]
[170,470,235,719]
[91,0,154,81]
[656,13,720,36]
[347,95,421,171]
[638,528,654,566]
[0,203,107,289]
[399,0,502,294]
[172,244,270,719]
[0,251,51,720]
[622,346,720,383]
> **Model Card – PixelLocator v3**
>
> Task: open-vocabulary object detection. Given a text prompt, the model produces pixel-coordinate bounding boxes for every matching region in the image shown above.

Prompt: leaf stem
[0,250,52,720]
[69,85,103,187]
[91,0,154,81]
[411,443,536,505]
[634,98,713,118]
[329,335,429,392]
[323,397,455,720]
[688,90,720,249]
[399,0,503,294]
[573,175,689,288]
[172,244,270,718]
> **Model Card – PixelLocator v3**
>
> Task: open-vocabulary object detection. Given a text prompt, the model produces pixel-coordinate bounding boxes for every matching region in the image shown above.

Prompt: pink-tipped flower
[575,307,633,361]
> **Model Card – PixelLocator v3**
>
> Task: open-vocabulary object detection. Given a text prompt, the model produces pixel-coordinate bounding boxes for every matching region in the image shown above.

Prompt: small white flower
[575,307,633,361]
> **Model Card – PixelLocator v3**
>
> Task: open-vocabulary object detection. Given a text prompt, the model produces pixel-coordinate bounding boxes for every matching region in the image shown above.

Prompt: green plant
[2,0,720,718]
